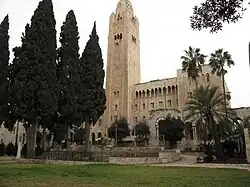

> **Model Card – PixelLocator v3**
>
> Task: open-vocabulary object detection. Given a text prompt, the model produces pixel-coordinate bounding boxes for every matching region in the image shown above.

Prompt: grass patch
[0,164,249,187]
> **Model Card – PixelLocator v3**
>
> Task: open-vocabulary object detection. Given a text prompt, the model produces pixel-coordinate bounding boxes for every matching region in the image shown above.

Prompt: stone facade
[91,0,231,146]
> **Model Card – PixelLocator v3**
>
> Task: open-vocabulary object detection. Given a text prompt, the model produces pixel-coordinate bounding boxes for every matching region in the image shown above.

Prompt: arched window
[175,85,178,92]
[163,87,166,95]
[155,88,158,96]
[117,34,120,39]
[158,87,162,95]
[168,86,171,94]
[172,85,175,93]
[139,91,142,98]
[120,33,122,39]
[136,91,138,98]
[151,89,154,97]
[114,35,117,40]
[146,89,150,97]
[142,90,145,98]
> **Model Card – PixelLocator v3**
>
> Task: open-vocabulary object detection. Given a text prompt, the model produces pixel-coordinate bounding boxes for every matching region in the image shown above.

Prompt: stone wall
[244,128,250,163]
[109,150,181,164]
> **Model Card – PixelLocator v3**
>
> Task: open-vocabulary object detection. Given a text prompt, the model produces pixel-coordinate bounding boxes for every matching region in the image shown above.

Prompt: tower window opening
[117,34,120,39]
[132,35,136,43]
[115,104,118,111]
[114,35,117,40]
[120,33,122,40]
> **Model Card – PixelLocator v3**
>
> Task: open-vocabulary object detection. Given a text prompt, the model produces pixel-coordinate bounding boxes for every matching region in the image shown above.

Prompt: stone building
[90,0,233,146]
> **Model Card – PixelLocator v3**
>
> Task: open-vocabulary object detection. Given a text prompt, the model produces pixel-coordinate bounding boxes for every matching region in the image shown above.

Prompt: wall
[244,128,250,163]
[109,150,181,164]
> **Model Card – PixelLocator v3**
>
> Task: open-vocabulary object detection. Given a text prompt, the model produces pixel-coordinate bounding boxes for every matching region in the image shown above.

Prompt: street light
[115,124,117,147]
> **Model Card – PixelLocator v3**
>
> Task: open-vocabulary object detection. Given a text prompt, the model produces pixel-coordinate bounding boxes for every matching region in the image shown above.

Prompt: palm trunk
[222,74,227,117]
[210,116,224,160]
[194,79,198,91]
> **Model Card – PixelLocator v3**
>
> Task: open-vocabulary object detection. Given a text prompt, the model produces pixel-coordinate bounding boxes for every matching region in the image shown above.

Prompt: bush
[35,145,44,157]
[0,143,5,156]
[21,144,27,158]
[5,143,15,156]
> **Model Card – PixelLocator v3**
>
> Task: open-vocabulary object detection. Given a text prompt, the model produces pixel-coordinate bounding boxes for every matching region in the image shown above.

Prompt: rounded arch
[175,85,178,92]
[158,87,162,95]
[151,89,154,97]
[91,133,96,143]
[172,85,175,93]
[119,33,122,39]
[163,86,166,95]
[135,91,138,98]
[146,89,150,97]
[167,86,171,94]
[155,88,158,96]
[139,91,142,98]
[142,90,145,98]
[97,132,102,138]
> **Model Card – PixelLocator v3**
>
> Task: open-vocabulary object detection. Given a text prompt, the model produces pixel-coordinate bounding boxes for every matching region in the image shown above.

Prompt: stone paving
[150,155,250,171]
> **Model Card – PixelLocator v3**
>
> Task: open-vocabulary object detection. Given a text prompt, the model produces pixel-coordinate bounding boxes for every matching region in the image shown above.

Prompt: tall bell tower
[104,0,140,131]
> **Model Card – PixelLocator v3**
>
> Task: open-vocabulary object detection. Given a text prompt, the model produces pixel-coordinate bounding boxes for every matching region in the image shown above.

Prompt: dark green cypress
[78,22,106,151]
[0,15,10,123]
[9,0,58,152]
[57,10,81,147]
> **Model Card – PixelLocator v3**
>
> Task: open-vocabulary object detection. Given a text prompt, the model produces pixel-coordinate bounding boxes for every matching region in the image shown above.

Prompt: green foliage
[57,10,81,127]
[5,142,15,156]
[191,0,246,33]
[78,22,106,151]
[181,46,206,88]
[133,121,150,141]
[0,15,10,122]
[74,127,85,144]
[78,22,106,124]
[159,116,184,148]
[209,49,235,77]
[9,0,58,124]
[0,142,5,156]
[184,85,226,123]
[108,117,130,141]
[198,141,216,163]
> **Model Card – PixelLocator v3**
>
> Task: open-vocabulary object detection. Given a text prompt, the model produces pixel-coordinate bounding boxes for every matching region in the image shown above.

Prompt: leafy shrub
[5,142,15,156]
[35,145,44,157]
[0,143,5,156]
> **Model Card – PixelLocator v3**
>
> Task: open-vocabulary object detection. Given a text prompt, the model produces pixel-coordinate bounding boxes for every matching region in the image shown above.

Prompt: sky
[0,0,250,108]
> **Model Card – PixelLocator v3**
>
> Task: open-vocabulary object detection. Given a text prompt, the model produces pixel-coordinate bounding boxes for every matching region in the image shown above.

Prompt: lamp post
[115,124,117,147]
[133,126,136,157]
[155,124,159,146]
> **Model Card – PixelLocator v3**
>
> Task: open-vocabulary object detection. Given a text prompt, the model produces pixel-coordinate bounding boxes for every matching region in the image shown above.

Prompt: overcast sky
[1,0,250,108]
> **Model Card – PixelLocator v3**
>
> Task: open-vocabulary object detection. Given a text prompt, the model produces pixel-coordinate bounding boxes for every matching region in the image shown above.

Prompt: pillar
[244,128,250,163]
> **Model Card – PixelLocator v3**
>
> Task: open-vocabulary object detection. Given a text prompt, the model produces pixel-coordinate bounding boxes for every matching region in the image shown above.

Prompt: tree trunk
[222,74,227,117]
[25,126,32,158]
[194,79,198,91]
[31,117,40,158]
[16,140,24,160]
[85,120,91,153]
[210,116,224,160]
[67,125,71,150]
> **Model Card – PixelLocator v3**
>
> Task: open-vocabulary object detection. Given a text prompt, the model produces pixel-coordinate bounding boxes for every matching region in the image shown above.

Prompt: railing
[25,149,160,162]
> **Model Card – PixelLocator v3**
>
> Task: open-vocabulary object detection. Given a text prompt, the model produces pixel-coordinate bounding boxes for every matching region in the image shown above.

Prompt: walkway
[150,155,250,171]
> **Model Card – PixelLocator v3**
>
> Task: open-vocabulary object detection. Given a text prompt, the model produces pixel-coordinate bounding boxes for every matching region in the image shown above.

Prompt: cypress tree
[57,10,81,147]
[78,22,106,152]
[0,15,10,123]
[9,0,58,153]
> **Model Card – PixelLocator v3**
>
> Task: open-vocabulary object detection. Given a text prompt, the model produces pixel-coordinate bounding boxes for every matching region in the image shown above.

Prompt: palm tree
[209,49,235,117]
[184,85,229,160]
[181,46,206,90]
